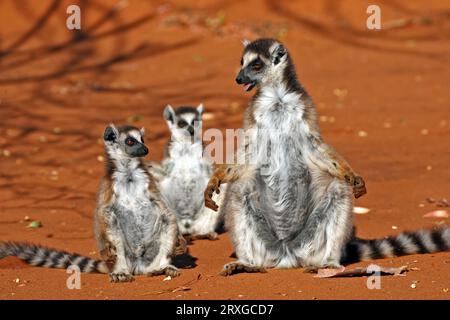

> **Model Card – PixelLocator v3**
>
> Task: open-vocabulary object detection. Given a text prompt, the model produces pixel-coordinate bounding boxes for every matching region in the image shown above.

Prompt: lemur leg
[142,210,180,277]
[290,178,353,269]
[105,228,134,282]
[306,138,366,198]
[96,209,135,282]
[218,186,277,276]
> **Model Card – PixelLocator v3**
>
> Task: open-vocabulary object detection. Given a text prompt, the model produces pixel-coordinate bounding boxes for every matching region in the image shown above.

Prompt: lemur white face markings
[205,38,450,276]
[0,124,183,283]
[159,104,222,240]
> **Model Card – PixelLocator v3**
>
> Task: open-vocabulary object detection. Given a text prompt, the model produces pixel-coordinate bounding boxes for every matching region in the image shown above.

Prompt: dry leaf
[423,210,449,219]
[353,207,370,214]
[357,130,368,138]
[436,199,449,208]
[141,274,201,296]
[27,220,42,228]
[315,266,345,278]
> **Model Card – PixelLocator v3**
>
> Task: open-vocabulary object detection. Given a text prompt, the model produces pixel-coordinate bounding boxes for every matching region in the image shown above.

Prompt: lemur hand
[345,174,367,198]
[204,176,221,211]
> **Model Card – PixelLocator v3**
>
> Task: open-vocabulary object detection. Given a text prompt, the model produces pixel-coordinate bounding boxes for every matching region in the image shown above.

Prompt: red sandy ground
[0,0,449,300]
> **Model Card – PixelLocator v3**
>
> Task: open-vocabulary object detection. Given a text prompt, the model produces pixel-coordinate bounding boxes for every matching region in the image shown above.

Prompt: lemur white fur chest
[161,140,210,213]
[249,85,314,239]
[112,158,152,210]
[253,86,309,183]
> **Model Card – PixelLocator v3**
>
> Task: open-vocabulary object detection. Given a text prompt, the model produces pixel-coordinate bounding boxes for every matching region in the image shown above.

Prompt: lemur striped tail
[342,226,450,264]
[0,242,108,273]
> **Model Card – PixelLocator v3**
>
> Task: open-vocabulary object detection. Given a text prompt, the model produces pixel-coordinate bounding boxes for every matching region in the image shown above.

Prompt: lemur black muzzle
[187,125,195,136]
[133,145,148,157]
[235,70,256,91]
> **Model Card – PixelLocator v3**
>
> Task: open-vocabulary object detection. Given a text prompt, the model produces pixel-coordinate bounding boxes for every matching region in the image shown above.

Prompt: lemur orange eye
[126,138,135,146]
[178,120,187,128]
[253,63,262,70]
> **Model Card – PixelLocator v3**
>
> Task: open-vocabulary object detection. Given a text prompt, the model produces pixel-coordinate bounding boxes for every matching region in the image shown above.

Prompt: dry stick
[315,265,408,278]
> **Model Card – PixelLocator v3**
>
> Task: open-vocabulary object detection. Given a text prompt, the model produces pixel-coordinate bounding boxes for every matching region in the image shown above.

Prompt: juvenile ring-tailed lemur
[205,38,450,275]
[0,124,184,282]
[158,104,222,240]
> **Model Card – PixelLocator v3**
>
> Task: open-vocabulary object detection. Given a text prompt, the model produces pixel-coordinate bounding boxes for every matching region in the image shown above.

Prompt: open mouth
[242,82,256,92]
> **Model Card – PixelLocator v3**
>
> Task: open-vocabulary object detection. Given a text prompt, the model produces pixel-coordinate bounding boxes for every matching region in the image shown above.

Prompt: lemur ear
[197,103,204,115]
[241,39,251,47]
[163,105,175,125]
[104,123,119,142]
[139,127,145,137]
[272,44,286,65]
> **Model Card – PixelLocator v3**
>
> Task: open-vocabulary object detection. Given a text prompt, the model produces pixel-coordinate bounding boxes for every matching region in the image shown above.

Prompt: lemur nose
[235,76,243,84]
[187,126,194,136]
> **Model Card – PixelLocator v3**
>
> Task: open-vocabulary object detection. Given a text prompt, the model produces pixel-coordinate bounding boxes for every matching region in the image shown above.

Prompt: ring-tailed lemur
[158,104,222,240]
[205,38,450,275]
[0,124,184,282]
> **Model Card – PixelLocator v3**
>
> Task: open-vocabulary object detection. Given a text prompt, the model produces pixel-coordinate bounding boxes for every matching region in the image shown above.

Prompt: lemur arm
[204,163,242,211]
[306,135,367,198]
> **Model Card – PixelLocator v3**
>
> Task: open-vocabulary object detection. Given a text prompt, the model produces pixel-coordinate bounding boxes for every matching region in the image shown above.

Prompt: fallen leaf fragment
[436,199,449,208]
[202,112,215,121]
[315,265,408,278]
[126,115,143,123]
[353,207,370,214]
[357,130,368,138]
[423,210,449,219]
[27,220,42,228]
[142,274,201,296]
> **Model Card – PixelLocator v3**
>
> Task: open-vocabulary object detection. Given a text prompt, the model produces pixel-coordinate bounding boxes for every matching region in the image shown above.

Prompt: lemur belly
[112,171,163,265]
[161,155,210,233]
[251,100,314,241]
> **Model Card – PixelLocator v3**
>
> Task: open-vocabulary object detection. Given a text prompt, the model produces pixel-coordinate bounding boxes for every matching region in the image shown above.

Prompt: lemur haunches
[0,124,184,282]
[158,104,222,240]
[204,38,450,276]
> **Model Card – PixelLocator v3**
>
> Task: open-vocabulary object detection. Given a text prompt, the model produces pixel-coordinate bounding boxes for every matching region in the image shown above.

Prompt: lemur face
[163,104,203,141]
[103,124,148,158]
[236,38,287,91]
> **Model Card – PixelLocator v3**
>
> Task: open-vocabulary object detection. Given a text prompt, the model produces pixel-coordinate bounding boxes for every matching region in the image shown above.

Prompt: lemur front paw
[352,176,367,198]
[344,174,366,198]
[204,177,221,211]
[109,272,134,283]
